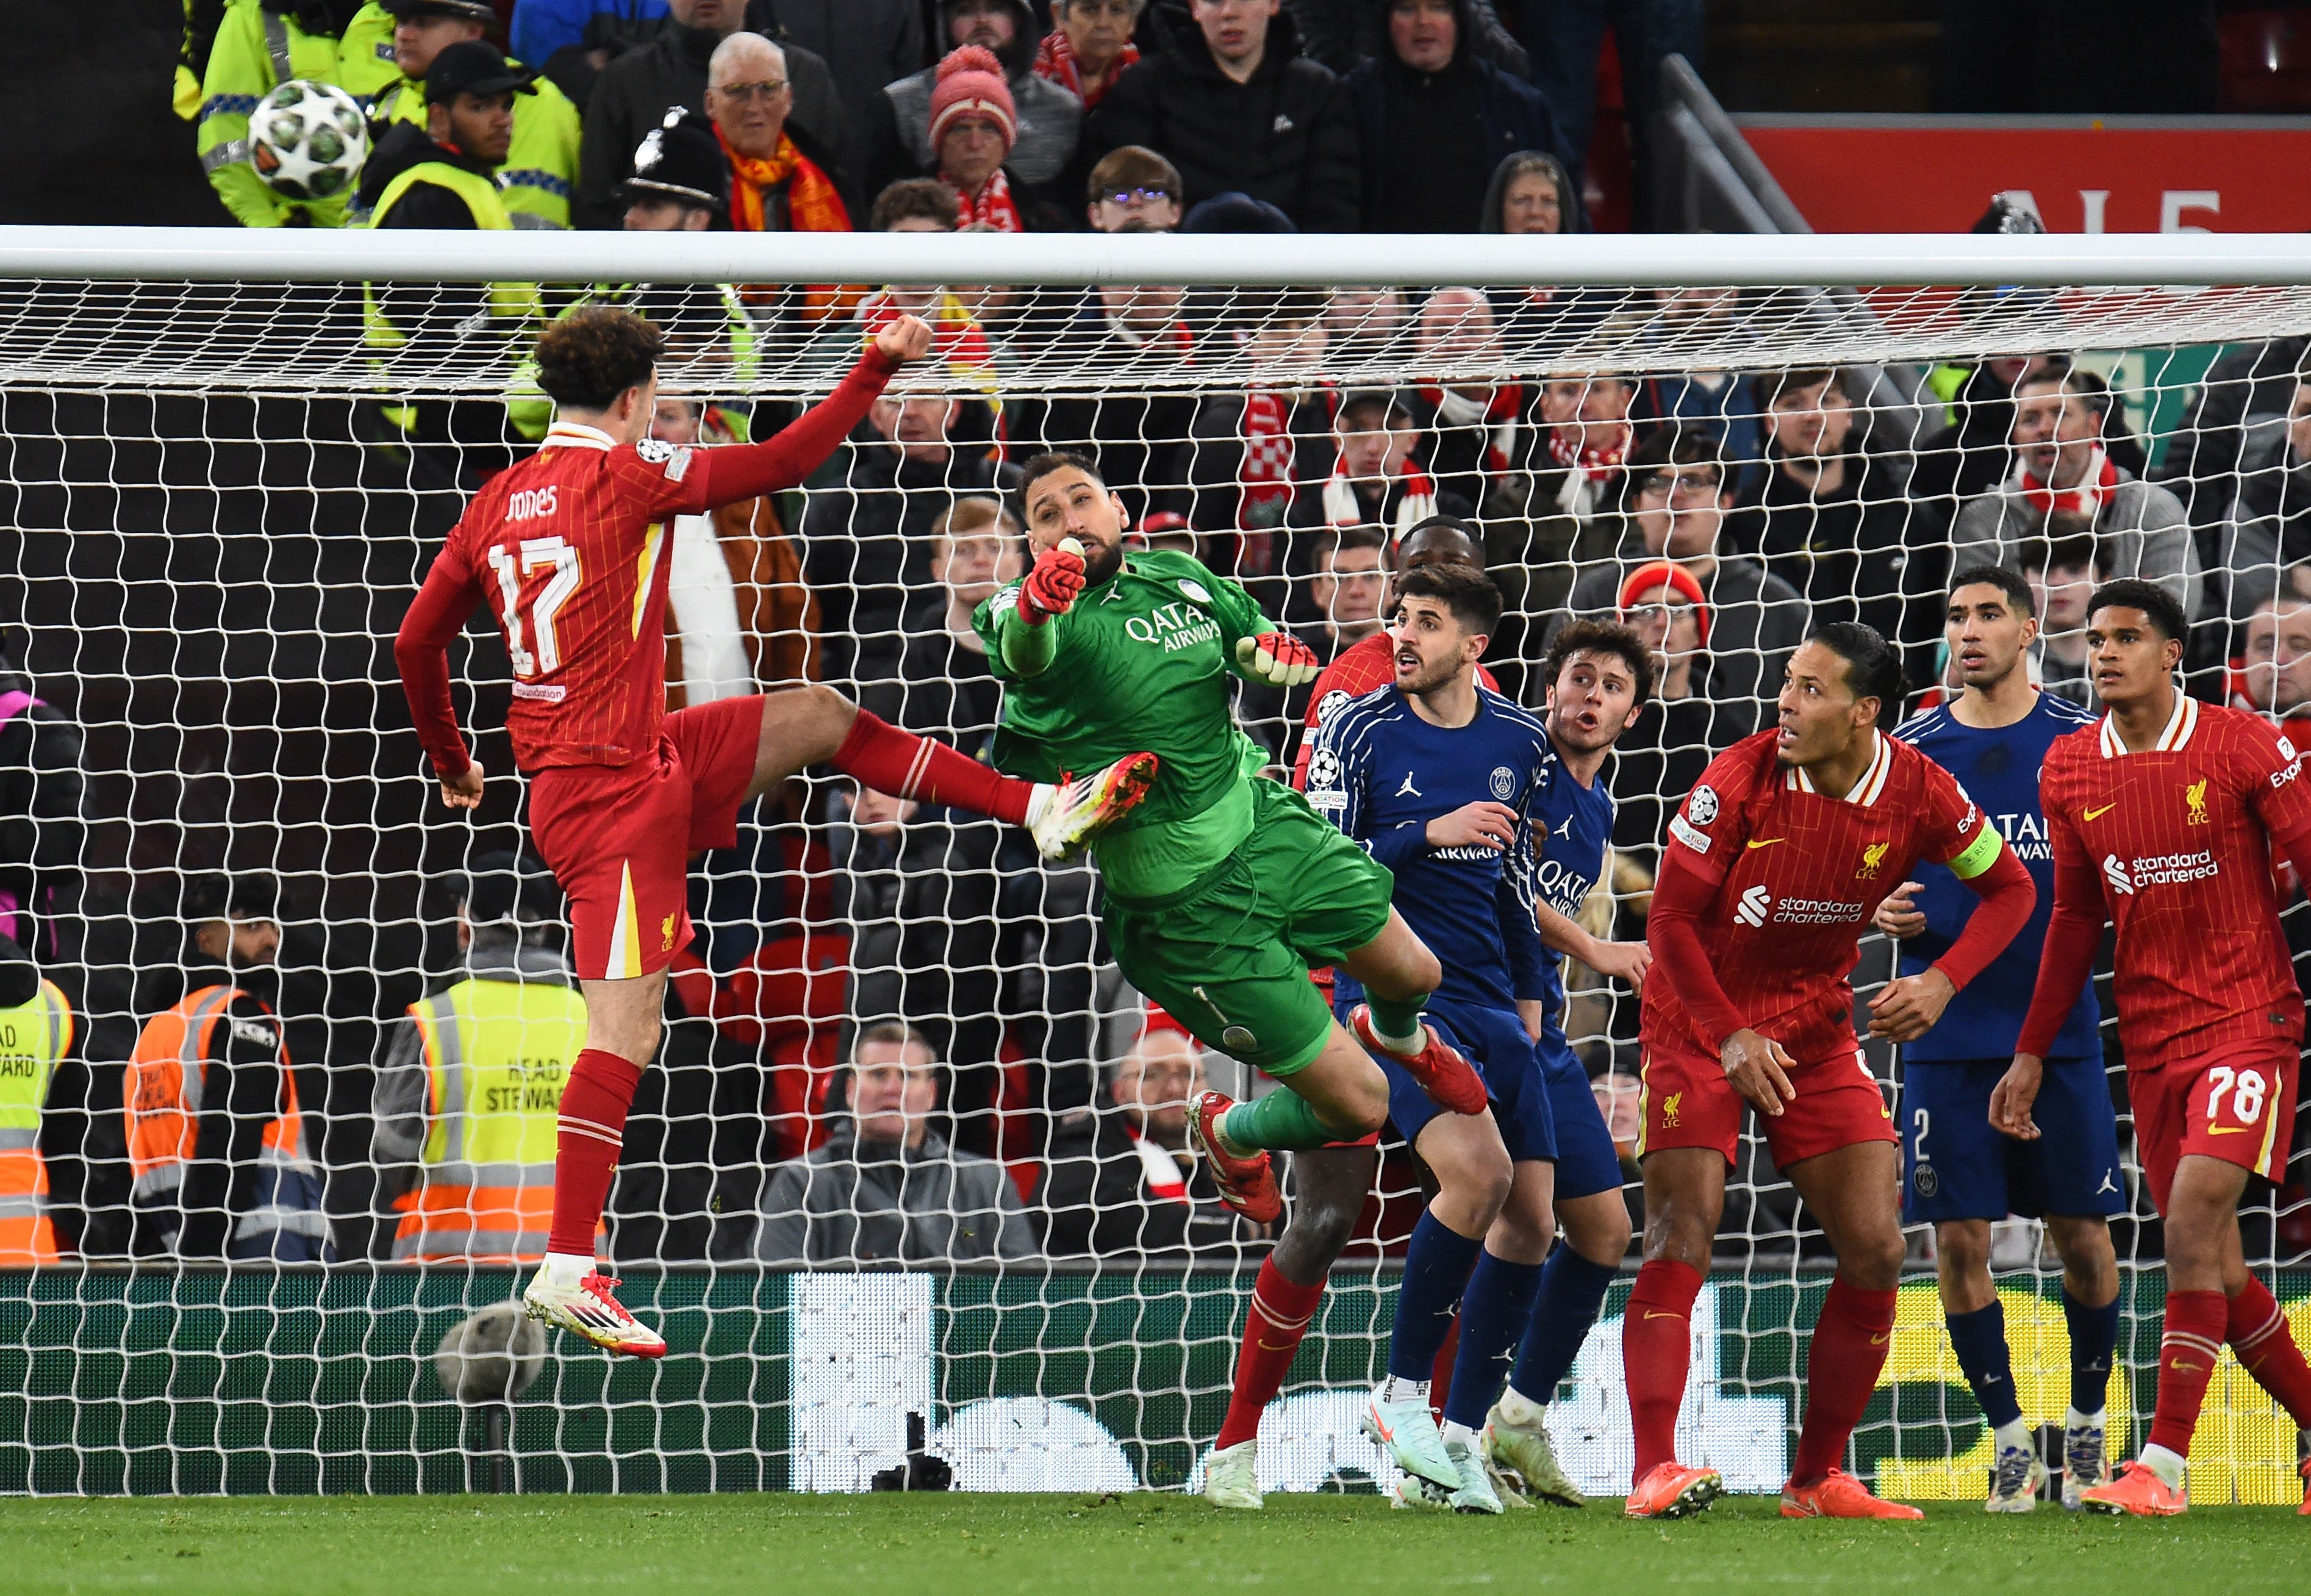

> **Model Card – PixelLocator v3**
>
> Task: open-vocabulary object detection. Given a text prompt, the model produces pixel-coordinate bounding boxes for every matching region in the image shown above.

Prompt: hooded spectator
[1949,363,2203,620]
[1725,366,1923,652]
[866,0,1083,203]
[1039,1015,1264,1258]
[572,0,851,229]
[704,32,851,234]
[1478,148,1606,348]
[1344,0,1562,233]
[1036,0,1145,109]
[750,1022,1036,1265]
[927,46,1069,231]
[1286,0,1530,75]
[1087,1,1361,232]
[1552,427,1809,713]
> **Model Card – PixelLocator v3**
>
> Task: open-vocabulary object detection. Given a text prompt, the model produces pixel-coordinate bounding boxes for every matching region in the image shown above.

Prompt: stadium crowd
[0,1,2299,1276]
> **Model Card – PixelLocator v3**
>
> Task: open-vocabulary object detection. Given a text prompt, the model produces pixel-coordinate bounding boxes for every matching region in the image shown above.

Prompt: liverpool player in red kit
[2009,579,2311,1517]
[1627,622,2037,1520]
[396,308,1155,1356]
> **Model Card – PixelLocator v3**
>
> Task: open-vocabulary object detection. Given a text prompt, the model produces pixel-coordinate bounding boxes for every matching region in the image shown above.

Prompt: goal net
[0,229,2307,1501]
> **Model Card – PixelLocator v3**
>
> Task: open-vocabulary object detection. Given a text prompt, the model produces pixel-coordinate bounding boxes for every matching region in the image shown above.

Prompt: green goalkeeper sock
[1220,1089,1341,1153]
[1365,994,1428,1053]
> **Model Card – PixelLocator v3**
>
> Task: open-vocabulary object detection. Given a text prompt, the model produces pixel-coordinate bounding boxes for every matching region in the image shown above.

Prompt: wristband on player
[1235,631,1320,688]
[1020,543,1087,624]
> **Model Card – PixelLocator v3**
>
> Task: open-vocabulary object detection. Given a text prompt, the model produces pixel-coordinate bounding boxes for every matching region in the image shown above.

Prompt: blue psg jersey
[1893,692,2102,1062]
[1306,684,1553,1012]
[1525,740,1618,1045]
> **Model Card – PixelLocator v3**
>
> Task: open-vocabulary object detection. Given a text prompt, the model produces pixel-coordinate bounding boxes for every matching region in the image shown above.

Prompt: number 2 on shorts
[489,535,582,679]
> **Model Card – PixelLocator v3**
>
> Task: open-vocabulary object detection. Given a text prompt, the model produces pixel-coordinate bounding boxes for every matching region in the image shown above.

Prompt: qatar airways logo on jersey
[1989,811,2055,863]
[1733,886,1868,929]
[2101,849,2219,895]
[1533,856,1595,917]
[1124,603,1220,654]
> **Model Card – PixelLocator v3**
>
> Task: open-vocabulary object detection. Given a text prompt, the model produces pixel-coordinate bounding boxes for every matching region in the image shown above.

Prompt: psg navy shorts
[1898,1053,2125,1223]
[1534,1030,1627,1202]
[1354,996,1558,1164]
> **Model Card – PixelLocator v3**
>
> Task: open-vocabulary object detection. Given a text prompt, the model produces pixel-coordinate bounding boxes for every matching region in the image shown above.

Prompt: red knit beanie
[1617,559,1711,647]
[928,46,1017,153]
[1139,1003,1194,1043]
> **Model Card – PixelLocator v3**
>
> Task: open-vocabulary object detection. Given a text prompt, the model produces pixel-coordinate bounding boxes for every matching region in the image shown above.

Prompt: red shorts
[1638,1041,1898,1170]
[2130,1037,2300,1215]
[528,695,761,982]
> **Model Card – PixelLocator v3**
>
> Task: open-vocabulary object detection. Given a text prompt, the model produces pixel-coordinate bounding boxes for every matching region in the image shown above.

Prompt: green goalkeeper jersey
[974,548,1274,901]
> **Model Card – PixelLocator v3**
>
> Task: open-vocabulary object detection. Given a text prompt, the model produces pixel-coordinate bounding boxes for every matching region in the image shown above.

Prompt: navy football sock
[1387,1209,1485,1383]
[1507,1247,1619,1405]
[2063,1287,2119,1416]
[1946,1300,2025,1429]
[1442,1251,1544,1429]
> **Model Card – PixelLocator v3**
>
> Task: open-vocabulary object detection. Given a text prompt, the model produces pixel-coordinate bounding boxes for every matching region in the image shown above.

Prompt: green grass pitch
[1,1492,2302,1595]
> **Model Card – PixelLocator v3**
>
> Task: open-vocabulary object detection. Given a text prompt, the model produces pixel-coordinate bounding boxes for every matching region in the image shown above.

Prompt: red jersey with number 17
[2032,694,2311,1063]
[1643,729,1992,1062]
[425,421,711,771]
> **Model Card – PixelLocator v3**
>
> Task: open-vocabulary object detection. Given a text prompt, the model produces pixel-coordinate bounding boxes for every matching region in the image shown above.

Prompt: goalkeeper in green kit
[978,454,1488,1220]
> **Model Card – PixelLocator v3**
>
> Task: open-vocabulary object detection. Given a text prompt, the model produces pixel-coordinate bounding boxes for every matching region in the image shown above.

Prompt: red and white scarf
[1239,387,1297,526]
[1034,29,1139,109]
[1547,421,1631,483]
[2017,446,2118,518]
[1321,462,1437,536]
[1131,1132,1189,1205]
[1419,381,1526,476]
[945,167,1023,232]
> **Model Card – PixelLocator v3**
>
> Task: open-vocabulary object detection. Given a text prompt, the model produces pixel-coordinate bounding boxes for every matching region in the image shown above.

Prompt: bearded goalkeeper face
[1023,462,1130,585]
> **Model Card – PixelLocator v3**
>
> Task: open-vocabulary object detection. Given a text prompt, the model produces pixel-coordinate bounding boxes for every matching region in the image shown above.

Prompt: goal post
[0,229,2306,1501]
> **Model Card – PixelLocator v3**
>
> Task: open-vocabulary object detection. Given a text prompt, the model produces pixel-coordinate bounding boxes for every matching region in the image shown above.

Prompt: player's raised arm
[393,543,487,807]
[689,314,931,510]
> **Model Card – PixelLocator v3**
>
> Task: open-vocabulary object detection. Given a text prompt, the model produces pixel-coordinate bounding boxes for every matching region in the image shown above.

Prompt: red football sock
[1216,1260,1327,1451]
[2227,1275,2311,1428]
[2145,1288,2229,1458]
[832,710,1032,824]
[546,1048,645,1258]
[1623,1259,1702,1483]
[1428,1314,1460,1428]
[1790,1276,1897,1485]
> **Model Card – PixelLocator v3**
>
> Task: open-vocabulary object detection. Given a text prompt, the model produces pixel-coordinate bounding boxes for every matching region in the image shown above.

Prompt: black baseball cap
[381,0,500,21]
[462,851,562,926]
[425,40,539,106]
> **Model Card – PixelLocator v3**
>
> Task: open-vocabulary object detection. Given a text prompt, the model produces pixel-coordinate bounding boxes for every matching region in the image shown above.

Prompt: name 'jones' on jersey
[446,428,712,770]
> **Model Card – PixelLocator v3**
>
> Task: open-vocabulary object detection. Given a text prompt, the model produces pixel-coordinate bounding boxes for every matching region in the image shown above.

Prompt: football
[247,79,370,201]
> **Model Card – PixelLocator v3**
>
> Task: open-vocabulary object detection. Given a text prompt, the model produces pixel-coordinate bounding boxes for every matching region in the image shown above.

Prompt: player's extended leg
[1622,1146,1727,1518]
[2091,1153,2311,1515]
[1483,1184,1630,1508]
[1367,1111,1513,1505]
[2044,1214,2121,1508]
[1205,1144,1379,1511]
[1433,1158,1555,1511]
[747,684,1156,857]
[1339,912,1488,1114]
[1780,1140,1921,1520]
[523,968,673,1358]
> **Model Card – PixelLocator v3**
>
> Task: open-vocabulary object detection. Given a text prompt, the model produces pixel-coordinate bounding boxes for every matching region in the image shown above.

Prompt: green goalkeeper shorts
[1102,778,1396,1079]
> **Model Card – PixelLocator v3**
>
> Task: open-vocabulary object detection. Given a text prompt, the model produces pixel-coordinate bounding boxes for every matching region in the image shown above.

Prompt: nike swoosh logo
[1746,838,1786,850]
[2083,803,2118,821]
[2206,1125,2253,1136]
[1871,1332,1891,1345]
[1258,1339,1296,1351]
[1643,1311,1684,1321]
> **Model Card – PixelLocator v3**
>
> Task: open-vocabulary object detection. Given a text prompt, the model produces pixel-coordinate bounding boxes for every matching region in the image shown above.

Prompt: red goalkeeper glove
[1020,542,1087,624]
[1234,631,1321,687]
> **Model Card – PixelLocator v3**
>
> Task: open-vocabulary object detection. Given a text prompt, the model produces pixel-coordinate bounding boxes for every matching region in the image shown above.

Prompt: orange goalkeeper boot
[1347,1006,1488,1115]
[1186,1091,1283,1223]
[2080,1458,2187,1517]
[1623,1461,1723,1519]
[1780,1468,1924,1519]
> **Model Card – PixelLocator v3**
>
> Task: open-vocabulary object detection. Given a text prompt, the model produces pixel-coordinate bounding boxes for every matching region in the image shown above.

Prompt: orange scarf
[717,126,851,234]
